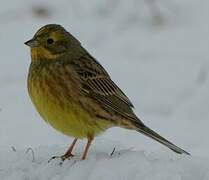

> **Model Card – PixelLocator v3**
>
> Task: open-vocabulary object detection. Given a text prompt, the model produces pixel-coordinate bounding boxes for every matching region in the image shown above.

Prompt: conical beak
[24,38,39,47]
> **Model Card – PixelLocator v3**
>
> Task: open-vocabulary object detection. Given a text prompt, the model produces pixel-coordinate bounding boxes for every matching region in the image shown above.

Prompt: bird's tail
[135,124,190,155]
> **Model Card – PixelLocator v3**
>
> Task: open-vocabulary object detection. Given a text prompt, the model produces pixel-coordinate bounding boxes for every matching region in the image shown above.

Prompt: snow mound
[0,145,208,180]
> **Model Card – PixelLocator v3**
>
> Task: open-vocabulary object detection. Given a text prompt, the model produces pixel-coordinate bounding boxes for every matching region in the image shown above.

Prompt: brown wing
[71,52,143,124]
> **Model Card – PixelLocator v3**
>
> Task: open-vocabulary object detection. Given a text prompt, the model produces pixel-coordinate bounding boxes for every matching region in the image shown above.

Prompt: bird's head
[25,24,82,62]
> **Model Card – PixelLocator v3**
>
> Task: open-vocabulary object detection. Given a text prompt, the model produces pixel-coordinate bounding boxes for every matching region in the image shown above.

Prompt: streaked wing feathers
[71,53,141,122]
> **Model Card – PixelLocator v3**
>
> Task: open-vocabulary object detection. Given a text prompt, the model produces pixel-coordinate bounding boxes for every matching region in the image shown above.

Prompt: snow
[0,144,208,180]
[0,0,209,179]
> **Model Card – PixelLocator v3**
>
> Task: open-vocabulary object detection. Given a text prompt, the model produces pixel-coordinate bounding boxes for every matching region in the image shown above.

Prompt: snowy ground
[0,0,209,179]
[1,145,209,180]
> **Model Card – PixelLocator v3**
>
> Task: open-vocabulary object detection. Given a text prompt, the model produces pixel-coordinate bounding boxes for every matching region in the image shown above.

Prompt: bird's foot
[48,153,74,165]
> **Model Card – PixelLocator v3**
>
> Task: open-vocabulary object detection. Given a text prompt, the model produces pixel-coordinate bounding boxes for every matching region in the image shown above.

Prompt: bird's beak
[24,38,39,47]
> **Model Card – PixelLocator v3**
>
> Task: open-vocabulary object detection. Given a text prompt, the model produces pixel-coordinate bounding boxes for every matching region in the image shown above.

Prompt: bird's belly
[29,85,111,139]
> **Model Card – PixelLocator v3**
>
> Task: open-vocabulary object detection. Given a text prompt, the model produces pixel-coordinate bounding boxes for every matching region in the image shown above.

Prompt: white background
[0,0,209,179]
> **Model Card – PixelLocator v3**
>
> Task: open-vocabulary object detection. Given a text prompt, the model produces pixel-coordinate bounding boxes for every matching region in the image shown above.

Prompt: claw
[48,156,61,163]
[48,154,74,163]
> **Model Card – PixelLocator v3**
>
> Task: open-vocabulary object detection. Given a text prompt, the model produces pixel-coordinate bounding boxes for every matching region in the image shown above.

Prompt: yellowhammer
[25,24,190,161]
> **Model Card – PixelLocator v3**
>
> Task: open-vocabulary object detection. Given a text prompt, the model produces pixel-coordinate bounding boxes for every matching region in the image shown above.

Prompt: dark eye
[47,38,54,44]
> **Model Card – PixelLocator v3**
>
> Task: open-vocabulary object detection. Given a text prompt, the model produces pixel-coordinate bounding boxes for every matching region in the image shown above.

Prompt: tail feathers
[136,126,190,155]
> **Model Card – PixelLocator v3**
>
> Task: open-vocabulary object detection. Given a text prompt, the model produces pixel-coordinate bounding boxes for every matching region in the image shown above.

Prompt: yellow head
[25,24,82,62]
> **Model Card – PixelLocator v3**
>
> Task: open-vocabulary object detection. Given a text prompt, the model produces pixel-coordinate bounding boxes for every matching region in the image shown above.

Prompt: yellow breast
[27,64,112,139]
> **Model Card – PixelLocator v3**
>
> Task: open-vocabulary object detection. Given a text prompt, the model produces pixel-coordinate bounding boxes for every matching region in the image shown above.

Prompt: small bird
[25,24,190,161]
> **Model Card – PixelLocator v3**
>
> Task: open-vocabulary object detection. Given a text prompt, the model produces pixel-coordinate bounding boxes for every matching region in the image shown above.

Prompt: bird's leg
[81,136,93,160]
[48,138,78,163]
[61,138,78,160]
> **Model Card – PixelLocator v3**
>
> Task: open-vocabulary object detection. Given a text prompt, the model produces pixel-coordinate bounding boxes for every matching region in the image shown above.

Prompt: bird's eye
[47,38,54,44]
